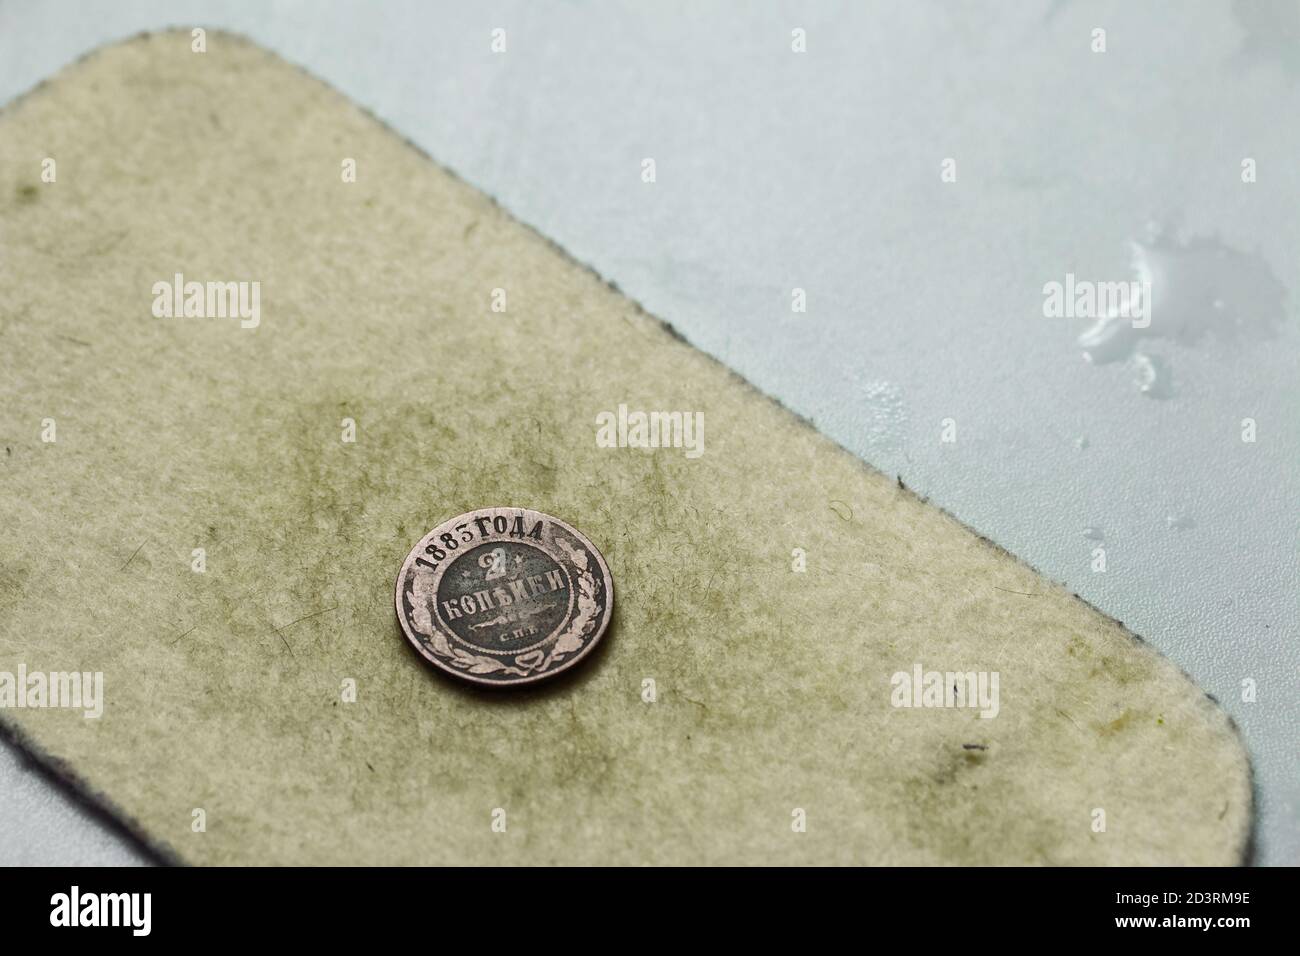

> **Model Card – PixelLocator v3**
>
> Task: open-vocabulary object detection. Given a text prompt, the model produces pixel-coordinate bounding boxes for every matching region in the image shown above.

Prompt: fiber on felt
[0,31,1250,864]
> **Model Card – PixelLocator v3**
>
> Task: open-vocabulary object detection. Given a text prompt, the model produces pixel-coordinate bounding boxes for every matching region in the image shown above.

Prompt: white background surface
[1,0,1296,865]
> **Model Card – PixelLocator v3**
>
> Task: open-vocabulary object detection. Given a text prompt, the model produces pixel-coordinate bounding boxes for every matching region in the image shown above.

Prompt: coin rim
[394,507,615,687]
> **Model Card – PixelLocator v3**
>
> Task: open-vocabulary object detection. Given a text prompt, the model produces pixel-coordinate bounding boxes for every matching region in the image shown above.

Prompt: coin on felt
[395,507,614,687]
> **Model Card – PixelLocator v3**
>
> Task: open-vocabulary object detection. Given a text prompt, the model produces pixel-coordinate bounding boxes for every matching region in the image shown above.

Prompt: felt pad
[0,31,1251,865]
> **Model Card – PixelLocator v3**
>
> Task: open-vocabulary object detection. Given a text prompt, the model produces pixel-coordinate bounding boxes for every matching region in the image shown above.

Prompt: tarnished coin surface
[395,507,614,687]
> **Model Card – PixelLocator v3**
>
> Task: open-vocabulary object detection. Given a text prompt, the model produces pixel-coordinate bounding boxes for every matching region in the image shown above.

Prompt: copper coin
[395,507,614,687]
